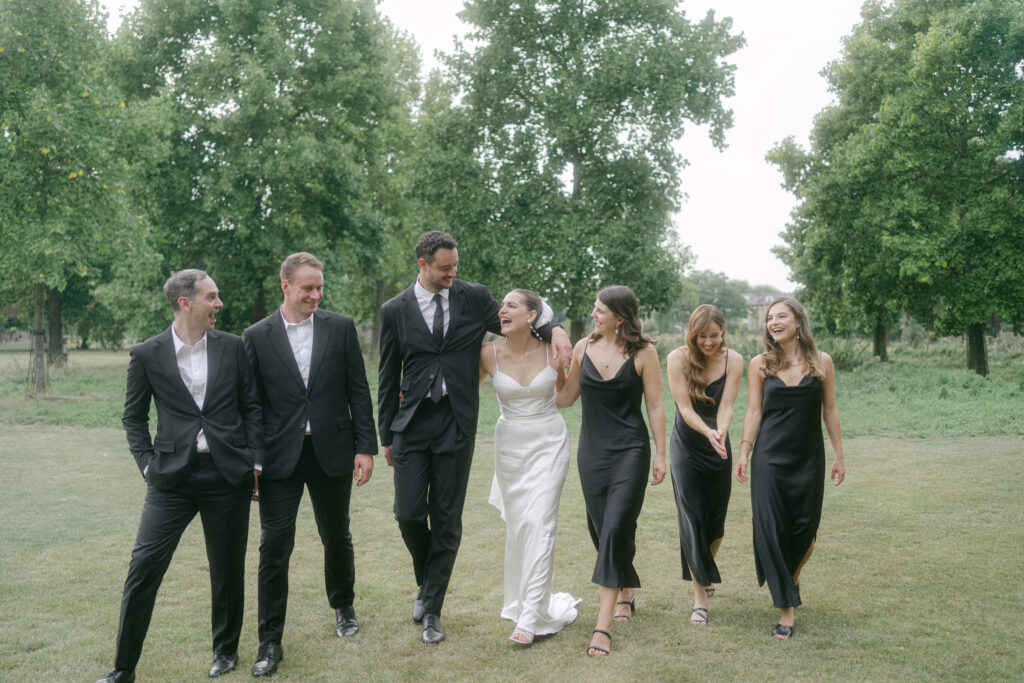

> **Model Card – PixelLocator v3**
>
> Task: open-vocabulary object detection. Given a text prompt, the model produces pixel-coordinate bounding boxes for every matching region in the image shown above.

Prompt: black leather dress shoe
[421,613,445,644]
[251,642,283,677]
[209,653,238,677]
[411,587,425,624]
[336,606,359,637]
[96,669,135,683]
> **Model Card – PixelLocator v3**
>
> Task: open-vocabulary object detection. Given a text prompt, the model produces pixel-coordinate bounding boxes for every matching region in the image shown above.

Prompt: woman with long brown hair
[666,305,742,626]
[734,297,845,640]
[558,285,666,657]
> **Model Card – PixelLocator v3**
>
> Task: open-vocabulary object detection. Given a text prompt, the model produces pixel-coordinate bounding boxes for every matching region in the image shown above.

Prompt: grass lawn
[1,345,1022,680]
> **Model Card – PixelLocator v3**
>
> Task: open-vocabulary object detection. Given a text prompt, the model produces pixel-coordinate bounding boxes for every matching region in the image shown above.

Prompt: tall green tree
[114,0,415,333]
[430,0,743,336]
[0,0,143,392]
[771,0,1024,373]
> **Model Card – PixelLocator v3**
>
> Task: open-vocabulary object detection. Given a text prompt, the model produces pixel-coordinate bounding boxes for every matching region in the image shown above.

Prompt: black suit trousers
[391,398,474,616]
[114,454,250,670]
[256,437,355,645]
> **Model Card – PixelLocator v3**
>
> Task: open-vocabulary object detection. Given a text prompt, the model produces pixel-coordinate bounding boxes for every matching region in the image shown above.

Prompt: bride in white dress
[479,289,580,645]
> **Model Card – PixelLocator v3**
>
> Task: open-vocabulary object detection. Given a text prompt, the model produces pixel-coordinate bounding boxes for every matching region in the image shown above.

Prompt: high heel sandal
[772,623,794,640]
[586,629,611,657]
[613,594,636,621]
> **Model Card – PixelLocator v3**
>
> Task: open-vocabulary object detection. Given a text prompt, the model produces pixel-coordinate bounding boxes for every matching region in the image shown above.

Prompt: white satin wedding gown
[488,343,580,635]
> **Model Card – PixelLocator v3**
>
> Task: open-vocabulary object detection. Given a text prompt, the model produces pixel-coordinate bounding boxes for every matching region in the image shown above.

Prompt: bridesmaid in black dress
[558,285,666,657]
[734,297,845,640]
[666,305,742,627]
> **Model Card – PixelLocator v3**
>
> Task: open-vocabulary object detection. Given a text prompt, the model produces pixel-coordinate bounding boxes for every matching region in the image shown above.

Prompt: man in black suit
[97,270,264,683]
[378,231,569,644]
[242,252,377,676]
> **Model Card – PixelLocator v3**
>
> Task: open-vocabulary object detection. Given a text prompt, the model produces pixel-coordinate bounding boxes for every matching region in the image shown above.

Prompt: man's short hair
[164,269,209,311]
[280,252,324,283]
[416,231,458,263]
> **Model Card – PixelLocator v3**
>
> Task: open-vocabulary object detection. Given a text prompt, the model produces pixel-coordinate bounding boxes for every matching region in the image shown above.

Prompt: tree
[770,0,1024,373]
[432,0,743,337]
[0,0,143,393]
[114,0,416,333]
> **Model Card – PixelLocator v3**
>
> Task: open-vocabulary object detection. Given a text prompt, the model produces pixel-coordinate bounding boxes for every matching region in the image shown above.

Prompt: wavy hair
[760,297,824,380]
[682,304,727,405]
[589,285,653,358]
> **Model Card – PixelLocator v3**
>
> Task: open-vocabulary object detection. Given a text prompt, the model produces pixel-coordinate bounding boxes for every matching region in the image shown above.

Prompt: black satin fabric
[750,374,825,608]
[577,351,650,588]
[669,370,732,586]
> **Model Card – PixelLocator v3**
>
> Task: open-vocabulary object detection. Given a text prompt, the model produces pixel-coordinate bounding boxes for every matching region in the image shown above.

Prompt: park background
[2,0,1023,680]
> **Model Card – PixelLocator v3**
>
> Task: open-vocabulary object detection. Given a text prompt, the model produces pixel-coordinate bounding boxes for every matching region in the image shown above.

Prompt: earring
[615,324,620,336]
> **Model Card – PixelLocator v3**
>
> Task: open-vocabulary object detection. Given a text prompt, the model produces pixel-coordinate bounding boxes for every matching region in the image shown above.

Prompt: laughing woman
[479,289,579,646]
[734,297,845,640]
[666,305,742,627]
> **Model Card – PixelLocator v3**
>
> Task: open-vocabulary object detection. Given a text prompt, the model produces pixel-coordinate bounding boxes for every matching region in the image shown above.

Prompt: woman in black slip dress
[734,297,846,641]
[557,285,666,658]
[666,305,742,627]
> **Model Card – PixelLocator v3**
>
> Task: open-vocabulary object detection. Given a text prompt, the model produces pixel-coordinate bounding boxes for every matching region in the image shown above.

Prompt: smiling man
[97,269,264,683]
[243,252,377,676]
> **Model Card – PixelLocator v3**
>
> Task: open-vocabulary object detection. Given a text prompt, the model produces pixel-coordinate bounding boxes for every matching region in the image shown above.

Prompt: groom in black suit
[378,231,569,644]
[97,270,264,683]
[243,252,377,677]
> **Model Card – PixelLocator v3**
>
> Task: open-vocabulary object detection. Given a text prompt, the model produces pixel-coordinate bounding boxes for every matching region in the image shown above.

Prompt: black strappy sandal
[690,606,708,626]
[772,623,794,640]
[587,629,611,657]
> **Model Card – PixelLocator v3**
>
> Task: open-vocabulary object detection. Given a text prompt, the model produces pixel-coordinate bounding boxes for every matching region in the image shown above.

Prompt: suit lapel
[205,329,224,396]
[307,310,332,391]
[401,285,433,342]
[445,282,464,349]
[156,328,197,407]
[266,311,306,389]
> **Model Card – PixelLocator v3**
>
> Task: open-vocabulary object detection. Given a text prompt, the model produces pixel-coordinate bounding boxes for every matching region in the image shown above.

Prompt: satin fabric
[488,355,579,635]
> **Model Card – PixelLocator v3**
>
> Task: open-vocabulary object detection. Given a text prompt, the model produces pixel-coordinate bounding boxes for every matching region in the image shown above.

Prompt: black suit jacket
[377,279,501,446]
[122,327,265,490]
[244,308,377,479]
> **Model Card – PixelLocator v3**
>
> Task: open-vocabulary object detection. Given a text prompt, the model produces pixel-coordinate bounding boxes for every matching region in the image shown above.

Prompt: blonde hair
[760,297,823,380]
[681,304,727,405]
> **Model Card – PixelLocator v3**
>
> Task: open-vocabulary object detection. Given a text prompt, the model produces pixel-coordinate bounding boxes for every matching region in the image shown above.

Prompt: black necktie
[430,294,444,402]
[432,294,444,345]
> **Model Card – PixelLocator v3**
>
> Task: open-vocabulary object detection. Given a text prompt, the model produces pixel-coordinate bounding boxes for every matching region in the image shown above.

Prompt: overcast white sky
[100,0,866,290]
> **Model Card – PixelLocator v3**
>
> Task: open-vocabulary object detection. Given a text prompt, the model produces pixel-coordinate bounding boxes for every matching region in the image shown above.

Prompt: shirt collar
[414,278,449,304]
[170,324,207,354]
[280,308,314,329]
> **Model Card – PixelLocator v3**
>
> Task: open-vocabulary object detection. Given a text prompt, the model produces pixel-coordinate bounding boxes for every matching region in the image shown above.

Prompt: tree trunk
[966,323,988,377]
[47,287,67,368]
[371,279,386,359]
[570,318,586,344]
[32,283,48,395]
[872,319,888,362]
[251,280,266,324]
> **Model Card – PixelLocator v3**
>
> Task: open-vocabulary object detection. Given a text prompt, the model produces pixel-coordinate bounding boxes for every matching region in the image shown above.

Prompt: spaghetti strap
[492,341,499,372]
[724,349,729,372]
[545,342,550,366]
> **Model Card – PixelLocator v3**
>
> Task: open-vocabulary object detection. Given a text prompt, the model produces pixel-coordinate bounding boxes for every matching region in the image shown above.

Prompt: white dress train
[488,343,580,635]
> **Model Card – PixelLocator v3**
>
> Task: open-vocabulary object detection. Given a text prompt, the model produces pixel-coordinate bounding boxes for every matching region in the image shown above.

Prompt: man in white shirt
[243,253,377,677]
[97,269,264,683]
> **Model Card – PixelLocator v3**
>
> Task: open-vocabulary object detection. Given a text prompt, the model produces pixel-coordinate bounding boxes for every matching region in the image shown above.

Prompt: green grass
[1,342,1022,679]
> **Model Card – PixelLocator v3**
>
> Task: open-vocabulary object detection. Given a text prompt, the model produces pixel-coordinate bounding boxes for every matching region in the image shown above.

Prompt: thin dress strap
[492,341,499,371]
[724,349,729,372]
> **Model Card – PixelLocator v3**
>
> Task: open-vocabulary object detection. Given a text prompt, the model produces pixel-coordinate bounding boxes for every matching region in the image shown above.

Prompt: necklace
[789,358,804,366]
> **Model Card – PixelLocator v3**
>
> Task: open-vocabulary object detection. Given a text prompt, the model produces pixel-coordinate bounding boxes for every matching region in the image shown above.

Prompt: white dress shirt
[171,325,209,452]
[281,308,314,433]
[413,279,449,395]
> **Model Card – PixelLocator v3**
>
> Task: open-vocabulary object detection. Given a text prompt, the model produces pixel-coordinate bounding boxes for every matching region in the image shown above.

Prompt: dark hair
[163,269,209,311]
[280,252,323,282]
[761,297,823,380]
[682,304,727,405]
[509,288,544,340]
[589,285,652,358]
[416,231,458,263]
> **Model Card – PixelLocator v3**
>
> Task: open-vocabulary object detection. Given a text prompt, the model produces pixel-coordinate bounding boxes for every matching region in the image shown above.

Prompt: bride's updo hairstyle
[510,289,552,341]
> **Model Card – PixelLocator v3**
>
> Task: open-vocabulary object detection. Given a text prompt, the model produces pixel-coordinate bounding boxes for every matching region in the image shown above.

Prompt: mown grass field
[1,341,1022,680]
